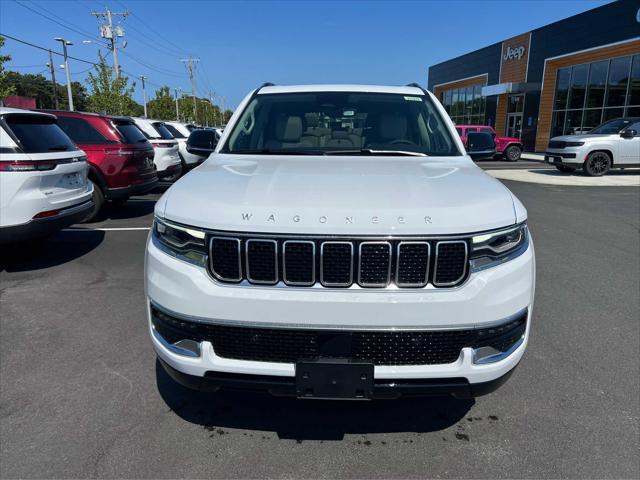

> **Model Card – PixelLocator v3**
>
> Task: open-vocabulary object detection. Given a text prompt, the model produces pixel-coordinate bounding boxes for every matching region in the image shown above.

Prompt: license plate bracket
[295,359,374,400]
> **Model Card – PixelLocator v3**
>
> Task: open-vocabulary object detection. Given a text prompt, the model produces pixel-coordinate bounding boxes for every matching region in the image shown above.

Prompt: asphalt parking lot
[1,173,639,478]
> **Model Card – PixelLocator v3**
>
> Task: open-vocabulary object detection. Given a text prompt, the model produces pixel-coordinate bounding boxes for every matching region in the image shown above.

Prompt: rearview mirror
[186,129,218,156]
[620,129,637,139]
[466,132,496,161]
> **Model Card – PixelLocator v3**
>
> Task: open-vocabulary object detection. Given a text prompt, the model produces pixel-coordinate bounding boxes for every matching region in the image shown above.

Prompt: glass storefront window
[554,68,571,110]
[585,60,608,108]
[582,109,603,132]
[508,95,524,113]
[603,107,624,121]
[629,55,640,108]
[568,63,589,109]
[551,55,640,136]
[551,111,565,137]
[565,110,583,135]
[439,82,487,126]
[605,56,631,107]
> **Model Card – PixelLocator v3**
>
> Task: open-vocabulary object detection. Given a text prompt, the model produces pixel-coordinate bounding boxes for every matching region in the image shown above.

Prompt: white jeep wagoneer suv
[145,84,535,400]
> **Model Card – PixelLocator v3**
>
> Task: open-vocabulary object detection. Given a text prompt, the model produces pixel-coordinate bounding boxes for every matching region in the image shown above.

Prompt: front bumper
[545,149,583,166]
[145,234,535,395]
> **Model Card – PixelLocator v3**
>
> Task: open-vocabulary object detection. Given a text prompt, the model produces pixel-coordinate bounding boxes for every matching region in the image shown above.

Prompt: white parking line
[64,227,151,232]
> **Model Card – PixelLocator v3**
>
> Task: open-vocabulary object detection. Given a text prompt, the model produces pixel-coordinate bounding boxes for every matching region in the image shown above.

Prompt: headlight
[152,217,207,267]
[469,222,529,272]
[565,141,584,147]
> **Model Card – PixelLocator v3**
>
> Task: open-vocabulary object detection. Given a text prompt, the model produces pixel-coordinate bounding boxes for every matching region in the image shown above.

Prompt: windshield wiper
[323,149,427,157]
[48,145,69,151]
[230,148,324,155]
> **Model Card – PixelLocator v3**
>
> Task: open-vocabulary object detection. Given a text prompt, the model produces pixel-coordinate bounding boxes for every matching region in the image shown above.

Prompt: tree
[86,50,141,115]
[3,71,88,110]
[148,86,175,120]
[0,35,16,100]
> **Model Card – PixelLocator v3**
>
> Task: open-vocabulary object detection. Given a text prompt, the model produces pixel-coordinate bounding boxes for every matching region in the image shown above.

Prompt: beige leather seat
[265,115,312,149]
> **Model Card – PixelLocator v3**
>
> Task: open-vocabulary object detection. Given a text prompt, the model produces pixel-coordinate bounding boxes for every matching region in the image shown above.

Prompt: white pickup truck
[545,117,640,176]
[145,84,535,400]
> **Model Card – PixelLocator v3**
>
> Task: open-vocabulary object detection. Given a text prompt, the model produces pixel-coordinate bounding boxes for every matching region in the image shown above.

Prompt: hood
[550,134,613,142]
[160,154,519,235]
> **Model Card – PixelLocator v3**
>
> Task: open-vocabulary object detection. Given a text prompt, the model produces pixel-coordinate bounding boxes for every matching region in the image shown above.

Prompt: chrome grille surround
[320,241,354,287]
[358,241,392,287]
[433,240,468,287]
[206,231,471,289]
[396,241,430,287]
[245,239,278,285]
[282,240,316,286]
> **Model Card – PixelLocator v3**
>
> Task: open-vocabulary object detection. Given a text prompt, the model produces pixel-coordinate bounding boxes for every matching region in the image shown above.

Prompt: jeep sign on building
[428,0,640,152]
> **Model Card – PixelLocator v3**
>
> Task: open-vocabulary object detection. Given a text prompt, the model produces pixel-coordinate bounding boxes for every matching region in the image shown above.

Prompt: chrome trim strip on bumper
[149,300,529,332]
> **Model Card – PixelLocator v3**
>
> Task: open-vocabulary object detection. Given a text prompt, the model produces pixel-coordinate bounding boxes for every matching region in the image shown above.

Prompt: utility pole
[47,49,59,110]
[180,56,199,122]
[174,88,179,121]
[54,37,73,111]
[91,8,128,78]
[140,75,148,118]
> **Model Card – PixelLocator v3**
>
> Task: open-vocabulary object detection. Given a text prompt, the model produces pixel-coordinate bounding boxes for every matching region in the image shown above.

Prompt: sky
[0,0,612,109]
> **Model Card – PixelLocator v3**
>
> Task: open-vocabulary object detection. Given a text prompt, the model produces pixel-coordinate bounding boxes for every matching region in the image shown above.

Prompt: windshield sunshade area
[222,92,461,156]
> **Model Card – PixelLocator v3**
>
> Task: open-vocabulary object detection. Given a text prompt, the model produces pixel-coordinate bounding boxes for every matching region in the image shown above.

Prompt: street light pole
[47,49,59,110]
[54,37,73,111]
[174,88,179,121]
[140,75,148,118]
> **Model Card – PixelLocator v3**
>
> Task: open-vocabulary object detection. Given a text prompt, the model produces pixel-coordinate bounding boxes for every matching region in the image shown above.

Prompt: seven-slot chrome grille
[209,234,468,288]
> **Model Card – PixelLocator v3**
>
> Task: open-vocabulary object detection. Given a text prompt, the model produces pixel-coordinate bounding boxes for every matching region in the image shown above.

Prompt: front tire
[555,164,577,173]
[583,151,612,177]
[504,145,522,162]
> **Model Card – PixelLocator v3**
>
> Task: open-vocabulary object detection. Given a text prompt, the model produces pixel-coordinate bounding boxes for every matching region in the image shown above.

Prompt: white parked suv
[145,84,535,400]
[131,118,181,181]
[0,108,93,243]
[163,121,205,171]
[546,117,640,176]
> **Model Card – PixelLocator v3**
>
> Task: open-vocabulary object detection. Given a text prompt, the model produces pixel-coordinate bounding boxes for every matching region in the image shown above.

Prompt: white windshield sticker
[404,96,422,102]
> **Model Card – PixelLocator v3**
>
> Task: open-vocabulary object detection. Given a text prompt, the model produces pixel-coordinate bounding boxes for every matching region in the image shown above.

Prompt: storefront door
[507,113,523,139]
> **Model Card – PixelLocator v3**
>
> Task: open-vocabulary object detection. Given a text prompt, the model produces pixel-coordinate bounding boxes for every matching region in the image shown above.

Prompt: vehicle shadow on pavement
[156,360,474,441]
[0,229,105,272]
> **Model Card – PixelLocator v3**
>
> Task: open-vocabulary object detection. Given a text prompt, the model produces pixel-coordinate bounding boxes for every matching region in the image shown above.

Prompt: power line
[13,0,108,47]
[2,32,171,91]
[12,0,186,80]
[115,0,188,56]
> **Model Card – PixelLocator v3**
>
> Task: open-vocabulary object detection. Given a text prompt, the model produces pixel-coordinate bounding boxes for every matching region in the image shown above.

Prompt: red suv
[50,111,158,220]
[455,125,523,161]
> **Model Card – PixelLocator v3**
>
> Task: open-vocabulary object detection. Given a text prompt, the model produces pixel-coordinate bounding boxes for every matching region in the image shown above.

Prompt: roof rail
[257,82,275,92]
[405,82,430,96]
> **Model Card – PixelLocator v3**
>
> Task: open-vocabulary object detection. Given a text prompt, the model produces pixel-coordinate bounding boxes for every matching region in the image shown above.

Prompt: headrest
[331,131,349,140]
[305,113,319,128]
[275,115,303,142]
[379,113,407,139]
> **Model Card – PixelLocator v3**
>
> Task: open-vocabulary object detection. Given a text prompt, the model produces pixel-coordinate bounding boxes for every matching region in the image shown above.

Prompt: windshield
[221,92,460,156]
[590,118,636,134]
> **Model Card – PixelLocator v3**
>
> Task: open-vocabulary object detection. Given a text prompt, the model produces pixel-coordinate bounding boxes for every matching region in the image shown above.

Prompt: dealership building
[427,0,640,152]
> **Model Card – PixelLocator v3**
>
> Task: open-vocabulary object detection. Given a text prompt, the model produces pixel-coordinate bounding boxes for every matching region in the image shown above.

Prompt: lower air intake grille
[151,306,528,366]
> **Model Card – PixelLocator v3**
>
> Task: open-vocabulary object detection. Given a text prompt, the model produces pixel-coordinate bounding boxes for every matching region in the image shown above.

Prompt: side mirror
[466,132,496,160]
[620,129,637,139]
[186,129,218,156]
